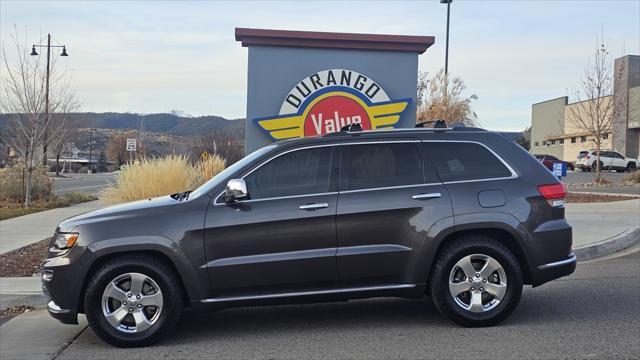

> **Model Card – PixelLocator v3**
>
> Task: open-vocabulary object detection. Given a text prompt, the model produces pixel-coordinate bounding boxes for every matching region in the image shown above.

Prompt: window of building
[341,143,424,191]
[550,140,556,145]
[534,142,539,147]
[245,146,333,199]
[542,141,547,146]
[580,136,587,143]
[571,137,576,144]
[603,133,609,139]
[424,142,512,182]
[559,139,564,144]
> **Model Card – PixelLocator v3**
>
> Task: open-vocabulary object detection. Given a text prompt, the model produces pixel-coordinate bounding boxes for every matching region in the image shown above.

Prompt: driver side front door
[203,145,340,297]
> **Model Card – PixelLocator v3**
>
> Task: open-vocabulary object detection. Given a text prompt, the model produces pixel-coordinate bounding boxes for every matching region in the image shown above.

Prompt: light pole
[88,128,96,174]
[440,0,452,75]
[30,34,69,166]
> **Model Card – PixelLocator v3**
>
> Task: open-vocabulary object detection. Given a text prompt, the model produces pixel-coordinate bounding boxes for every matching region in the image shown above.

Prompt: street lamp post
[88,128,96,174]
[30,34,69,166]
[440,0,452,75]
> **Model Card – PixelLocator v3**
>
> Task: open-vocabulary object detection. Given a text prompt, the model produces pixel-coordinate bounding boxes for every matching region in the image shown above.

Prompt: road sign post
[126,138,136,163]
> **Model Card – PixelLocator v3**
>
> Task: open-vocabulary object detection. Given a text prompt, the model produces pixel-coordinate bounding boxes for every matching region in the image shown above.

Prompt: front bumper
[43,285,78,324]
[530,251,577,286]
[41,245,92,325]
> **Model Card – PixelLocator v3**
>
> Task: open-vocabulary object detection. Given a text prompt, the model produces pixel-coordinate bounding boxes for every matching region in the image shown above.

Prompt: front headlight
[53,232,79,249]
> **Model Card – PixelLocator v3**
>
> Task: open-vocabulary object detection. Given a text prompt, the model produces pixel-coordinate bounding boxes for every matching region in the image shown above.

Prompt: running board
[200,284,416,303]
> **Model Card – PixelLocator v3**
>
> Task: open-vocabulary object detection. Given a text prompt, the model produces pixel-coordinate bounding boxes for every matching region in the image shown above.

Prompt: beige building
[531,55,639,162]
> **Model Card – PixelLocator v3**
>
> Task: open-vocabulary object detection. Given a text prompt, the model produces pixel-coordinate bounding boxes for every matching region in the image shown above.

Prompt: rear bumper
[530,251,576,287]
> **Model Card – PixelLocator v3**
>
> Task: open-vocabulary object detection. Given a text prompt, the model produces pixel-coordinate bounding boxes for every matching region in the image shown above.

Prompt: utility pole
[441,0,452,75]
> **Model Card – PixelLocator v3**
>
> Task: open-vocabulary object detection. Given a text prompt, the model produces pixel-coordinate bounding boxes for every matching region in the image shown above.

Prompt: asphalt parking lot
[52,173,117,196]
[57,249,640,360]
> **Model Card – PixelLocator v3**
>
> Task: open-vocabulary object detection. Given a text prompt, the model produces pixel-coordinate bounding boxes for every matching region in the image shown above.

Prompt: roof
[235,28,435,54]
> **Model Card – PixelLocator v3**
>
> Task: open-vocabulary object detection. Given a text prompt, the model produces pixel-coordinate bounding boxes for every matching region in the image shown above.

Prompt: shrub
[100,154,226,204]
[622,170,640,185]
[0,164,52,203]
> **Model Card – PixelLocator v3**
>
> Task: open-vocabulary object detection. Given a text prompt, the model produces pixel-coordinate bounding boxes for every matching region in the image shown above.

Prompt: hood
[57,195,179,232]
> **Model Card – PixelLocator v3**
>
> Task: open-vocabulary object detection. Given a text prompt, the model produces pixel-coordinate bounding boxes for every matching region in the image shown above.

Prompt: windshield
[189,145,277,199]
[578,151,589,158]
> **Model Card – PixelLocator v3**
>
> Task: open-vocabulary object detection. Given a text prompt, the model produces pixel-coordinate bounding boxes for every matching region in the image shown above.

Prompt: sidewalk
[566,199,640,248]
[0,201,101,255]
[0,309,87,360]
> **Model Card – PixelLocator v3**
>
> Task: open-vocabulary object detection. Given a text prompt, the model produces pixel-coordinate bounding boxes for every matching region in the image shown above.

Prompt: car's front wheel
[429,235,523,327]
[84,255,183,347]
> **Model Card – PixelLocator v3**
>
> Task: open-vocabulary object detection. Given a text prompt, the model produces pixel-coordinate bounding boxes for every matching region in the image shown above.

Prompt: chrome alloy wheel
[101,272,163,333]
[448,254,507,313]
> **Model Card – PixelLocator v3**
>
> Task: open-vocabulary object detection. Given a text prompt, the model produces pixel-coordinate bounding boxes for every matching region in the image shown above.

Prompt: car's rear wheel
[429,235,523,327]
[84,255,183,347]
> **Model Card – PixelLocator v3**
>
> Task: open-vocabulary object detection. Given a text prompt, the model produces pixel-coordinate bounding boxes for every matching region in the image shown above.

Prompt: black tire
[429,235,523,327]
[627,163,637,172]
[84,254,183,347]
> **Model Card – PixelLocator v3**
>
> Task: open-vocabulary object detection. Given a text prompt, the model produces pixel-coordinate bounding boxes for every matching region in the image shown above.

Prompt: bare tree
[192,130,244,165]
[106,132,130,168]
[50,124,76,176]
[567,39,617,183]
[417,69,479,127]
[0,27,77,207]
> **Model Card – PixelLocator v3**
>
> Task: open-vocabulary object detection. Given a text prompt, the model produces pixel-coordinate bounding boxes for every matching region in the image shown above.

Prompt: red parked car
[534,154,575,171]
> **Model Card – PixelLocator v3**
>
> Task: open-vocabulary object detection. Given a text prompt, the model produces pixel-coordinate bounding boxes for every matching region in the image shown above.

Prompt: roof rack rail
[415,119,448,128]
[340,123,363,132]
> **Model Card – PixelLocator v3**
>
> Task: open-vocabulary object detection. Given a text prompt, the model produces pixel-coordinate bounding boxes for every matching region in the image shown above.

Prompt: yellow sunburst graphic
[255,91,410,140]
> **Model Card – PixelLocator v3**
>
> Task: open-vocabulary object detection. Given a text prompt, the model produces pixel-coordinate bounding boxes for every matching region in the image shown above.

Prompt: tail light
[538,183,566,207]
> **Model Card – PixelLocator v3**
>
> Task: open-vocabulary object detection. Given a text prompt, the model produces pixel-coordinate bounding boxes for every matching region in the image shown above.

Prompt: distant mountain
[69,112,245,137]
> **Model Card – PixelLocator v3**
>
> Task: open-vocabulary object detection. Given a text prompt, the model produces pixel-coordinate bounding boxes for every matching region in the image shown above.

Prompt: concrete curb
[567,190,640,197]
[574,227,640,261]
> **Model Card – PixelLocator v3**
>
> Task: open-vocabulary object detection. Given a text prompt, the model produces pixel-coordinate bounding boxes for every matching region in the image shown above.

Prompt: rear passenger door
[336,140,453,287]
[422,141,517,224]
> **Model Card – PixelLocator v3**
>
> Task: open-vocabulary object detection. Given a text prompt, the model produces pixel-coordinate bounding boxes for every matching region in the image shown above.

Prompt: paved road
[58,251,640,360]
[52,173,116,196]
[563,170,629,184]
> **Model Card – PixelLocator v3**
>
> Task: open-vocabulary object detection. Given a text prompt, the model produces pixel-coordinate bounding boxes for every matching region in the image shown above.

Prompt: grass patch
[0,192,98,221]
[101,154,226,204]
[0,208,43,221]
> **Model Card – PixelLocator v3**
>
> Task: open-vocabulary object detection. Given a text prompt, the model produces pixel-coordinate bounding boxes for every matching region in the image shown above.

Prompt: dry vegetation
[101,154,226,204]
[622,171,640,185]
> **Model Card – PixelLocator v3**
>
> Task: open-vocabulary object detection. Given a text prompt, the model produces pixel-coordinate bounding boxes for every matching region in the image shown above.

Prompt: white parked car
[575,150,637,172]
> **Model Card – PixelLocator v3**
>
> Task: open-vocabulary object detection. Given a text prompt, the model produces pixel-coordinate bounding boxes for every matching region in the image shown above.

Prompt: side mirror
[223,179,248,203]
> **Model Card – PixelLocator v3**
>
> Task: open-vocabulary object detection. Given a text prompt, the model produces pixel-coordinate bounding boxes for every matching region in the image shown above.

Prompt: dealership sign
[254,69,411,140]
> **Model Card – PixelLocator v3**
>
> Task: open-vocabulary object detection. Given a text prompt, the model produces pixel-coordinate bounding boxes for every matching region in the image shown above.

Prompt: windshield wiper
[170,190,192,201]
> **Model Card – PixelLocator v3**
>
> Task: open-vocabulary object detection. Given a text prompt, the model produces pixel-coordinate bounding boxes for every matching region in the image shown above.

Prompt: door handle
[412,192,442,200]
[299,203,329,210]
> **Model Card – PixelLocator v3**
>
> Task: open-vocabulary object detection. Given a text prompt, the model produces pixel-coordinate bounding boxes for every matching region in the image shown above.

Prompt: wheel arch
[413,220,533,290]
[78,238,209,313]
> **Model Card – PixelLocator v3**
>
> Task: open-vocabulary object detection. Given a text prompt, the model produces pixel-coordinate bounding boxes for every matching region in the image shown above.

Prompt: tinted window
[547,155,558,161]
[245,147,333,199]
[341,143,423,191]
[424,142,512,182]
[578,151,589,158]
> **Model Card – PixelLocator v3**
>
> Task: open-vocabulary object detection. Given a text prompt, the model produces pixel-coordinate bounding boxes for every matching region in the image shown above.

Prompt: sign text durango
[255,69,411,140]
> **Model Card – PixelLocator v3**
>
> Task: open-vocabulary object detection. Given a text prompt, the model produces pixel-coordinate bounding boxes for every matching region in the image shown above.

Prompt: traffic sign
[126,138,137,152]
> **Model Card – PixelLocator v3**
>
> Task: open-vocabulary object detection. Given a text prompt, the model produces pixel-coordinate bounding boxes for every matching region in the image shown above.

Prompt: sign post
[126,138,136,163]
[552,162,566,180]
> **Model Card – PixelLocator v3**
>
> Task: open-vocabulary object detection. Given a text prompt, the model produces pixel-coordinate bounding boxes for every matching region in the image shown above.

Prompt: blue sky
[1,0,638,131]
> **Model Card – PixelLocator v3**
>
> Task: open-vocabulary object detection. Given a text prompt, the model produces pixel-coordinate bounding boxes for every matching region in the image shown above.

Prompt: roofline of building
[235,28,435,54]
[531,96,568,107]
[566,94,613,106]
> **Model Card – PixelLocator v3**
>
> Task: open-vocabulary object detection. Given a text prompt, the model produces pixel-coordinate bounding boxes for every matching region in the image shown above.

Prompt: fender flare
[410,212,528,285]
[85,235,210,302]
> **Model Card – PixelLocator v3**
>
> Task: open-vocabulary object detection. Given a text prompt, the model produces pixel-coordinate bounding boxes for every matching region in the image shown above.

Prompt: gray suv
[42,126,576,347]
